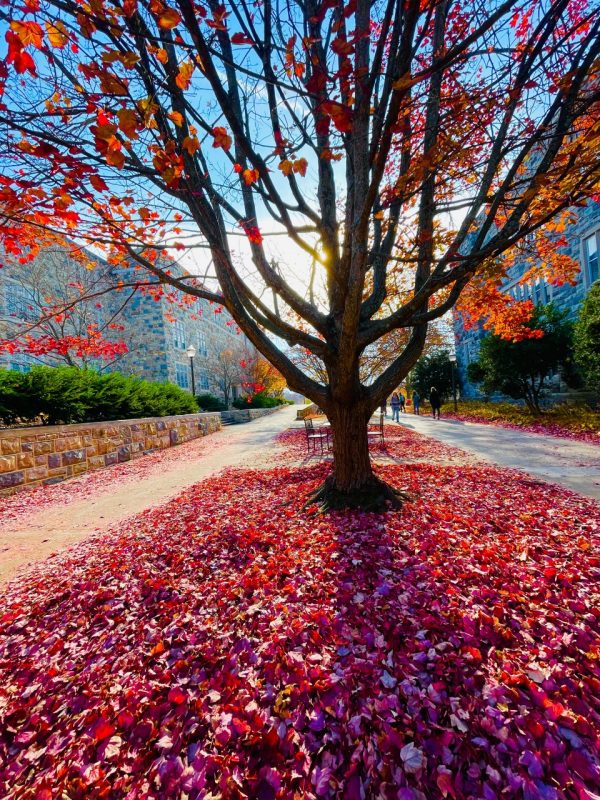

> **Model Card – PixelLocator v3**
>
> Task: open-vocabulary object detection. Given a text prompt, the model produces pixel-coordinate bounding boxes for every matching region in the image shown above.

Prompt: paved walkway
[393,413,600,500]
[0,405,299,584]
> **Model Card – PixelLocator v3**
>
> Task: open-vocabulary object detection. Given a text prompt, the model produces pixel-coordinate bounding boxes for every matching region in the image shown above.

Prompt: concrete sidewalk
[393,412,600,500]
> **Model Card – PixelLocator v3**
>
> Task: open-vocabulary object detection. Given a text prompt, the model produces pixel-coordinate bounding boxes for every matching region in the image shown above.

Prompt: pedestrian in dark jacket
[412,391,420,415]
[429,386,441,419]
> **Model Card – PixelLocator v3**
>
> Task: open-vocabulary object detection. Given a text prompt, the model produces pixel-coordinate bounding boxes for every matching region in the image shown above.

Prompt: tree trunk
[329,404,373,491]
[308,402,403,511]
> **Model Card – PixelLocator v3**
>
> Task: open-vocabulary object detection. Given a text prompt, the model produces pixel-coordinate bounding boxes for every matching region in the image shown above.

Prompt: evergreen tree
[467,305,575,413]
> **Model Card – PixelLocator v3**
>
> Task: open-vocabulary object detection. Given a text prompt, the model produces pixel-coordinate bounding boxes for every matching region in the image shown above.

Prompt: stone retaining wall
[0,413,221,496]
[220,406,285,424]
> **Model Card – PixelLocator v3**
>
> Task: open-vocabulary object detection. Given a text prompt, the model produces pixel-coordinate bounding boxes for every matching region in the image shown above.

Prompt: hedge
[232,392,291,409]
[0,366,198,426]
[195,393,228,412]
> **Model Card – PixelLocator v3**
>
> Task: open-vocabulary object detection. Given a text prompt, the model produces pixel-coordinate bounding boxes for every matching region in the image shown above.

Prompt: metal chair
[304,417,331,454]
[367,412,385,447]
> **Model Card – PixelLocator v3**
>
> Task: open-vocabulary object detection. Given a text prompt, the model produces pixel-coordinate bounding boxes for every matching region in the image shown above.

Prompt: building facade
[0,244,251,401]
[453,199,600,397]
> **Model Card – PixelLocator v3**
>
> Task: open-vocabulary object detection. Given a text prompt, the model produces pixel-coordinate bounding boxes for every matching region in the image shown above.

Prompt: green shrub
[233,392,287,409]
[196,393,228,412]
[0,366,198,426]
[0,370,33,425]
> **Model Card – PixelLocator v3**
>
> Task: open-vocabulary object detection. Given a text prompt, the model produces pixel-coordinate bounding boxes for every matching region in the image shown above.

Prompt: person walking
[399,393,406,413]
[429,386,441,419]
[390,391,401,422]
[412,391,420,415]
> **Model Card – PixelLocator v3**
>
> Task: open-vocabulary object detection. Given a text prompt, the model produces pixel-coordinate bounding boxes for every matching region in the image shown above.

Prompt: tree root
[305,474,407,512]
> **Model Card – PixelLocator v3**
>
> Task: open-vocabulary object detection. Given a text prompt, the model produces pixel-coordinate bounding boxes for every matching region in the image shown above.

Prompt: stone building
[453,198,600,397]
[0,243,251,401]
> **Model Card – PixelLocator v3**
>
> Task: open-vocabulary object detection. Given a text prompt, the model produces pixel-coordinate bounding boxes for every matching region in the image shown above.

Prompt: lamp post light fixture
[186,344,196,396]
[449,353,458,413]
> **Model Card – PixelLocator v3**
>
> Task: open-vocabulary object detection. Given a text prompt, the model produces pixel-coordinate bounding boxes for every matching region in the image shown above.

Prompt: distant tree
[244,354,287,398]
[214,348,245,408]
[574,283,600,391]
[410,350,454,403]
[467,304,575,413]
[0,243,131,369]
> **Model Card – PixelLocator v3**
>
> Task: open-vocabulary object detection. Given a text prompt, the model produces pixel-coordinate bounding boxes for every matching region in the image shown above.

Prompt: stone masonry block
[48,453,61,469]
[26,467,49,482]
[33,441,54,456]
[0,455,17,473]
[16,454,35,469]
[1,439,21,455]
[72,463,88,476]
[104,452,119,466]
[62,449,85,466]
[88,456,106,469]
[47,467,68,479]
[0,471,25,489]
[118,446,131,463]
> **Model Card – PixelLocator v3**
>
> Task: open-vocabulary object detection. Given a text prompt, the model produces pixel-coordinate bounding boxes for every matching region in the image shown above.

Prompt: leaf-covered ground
[440,403,600,446]
[1,431,599,799]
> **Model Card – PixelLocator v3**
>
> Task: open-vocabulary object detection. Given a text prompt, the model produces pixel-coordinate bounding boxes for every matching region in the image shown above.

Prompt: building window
[198,331,208,357]
[583,232,599,285]
[175,362,189,388]
[199,369,210,391]
[533,279,547,306]
[5,284,36,321]
[173,320,186,349]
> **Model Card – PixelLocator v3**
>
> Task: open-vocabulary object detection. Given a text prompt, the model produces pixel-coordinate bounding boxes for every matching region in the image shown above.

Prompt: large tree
[0,0,599,506]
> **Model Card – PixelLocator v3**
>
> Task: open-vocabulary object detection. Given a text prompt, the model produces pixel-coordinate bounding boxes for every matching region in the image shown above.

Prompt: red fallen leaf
[81,763,104,784]
[436,768,456,798]
[168,687,187,704]
[90,717,115,741]
[463,646,482,661]
[117,709,135,728]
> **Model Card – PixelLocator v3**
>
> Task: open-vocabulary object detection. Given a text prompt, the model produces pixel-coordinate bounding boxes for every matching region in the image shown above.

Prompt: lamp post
[449,353,458,413]
[186,344,196,396]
